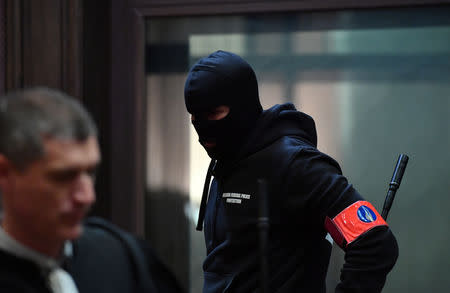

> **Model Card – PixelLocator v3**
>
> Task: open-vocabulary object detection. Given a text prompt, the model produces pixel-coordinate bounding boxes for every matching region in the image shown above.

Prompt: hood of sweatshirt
[213,102,317,175]
[244,102,317,155]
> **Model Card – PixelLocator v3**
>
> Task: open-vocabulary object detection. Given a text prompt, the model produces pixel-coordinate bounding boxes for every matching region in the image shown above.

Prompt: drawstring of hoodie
[196,159,216,231]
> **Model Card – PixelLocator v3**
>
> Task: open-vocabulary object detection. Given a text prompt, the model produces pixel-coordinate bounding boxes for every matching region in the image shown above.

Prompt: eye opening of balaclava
[184,50,263,161]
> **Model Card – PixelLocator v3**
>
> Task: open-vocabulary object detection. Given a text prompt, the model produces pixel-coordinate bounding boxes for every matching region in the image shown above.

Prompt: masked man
[184,50,398,293]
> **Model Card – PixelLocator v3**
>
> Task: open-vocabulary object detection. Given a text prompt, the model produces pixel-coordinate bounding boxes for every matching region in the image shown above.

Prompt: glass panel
[145,7,450,293]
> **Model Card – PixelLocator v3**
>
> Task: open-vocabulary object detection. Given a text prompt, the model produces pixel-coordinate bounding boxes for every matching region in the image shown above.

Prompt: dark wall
[3,0,113,220]
[5,0,82,97]
[81,0,112,221]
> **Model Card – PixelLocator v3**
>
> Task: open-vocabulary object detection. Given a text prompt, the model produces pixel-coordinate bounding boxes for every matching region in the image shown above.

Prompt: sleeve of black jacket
[284,147,399,293]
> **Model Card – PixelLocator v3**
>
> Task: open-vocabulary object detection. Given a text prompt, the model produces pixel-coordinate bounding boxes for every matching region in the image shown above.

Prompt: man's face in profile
[3,136,100,244]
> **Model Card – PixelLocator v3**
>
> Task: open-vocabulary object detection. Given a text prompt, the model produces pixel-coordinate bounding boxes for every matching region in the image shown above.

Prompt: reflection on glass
[146,7,450,293]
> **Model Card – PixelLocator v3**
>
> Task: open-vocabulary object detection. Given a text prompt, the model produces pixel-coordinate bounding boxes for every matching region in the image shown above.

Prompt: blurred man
[184,50,398,292]
[0,87,182,293]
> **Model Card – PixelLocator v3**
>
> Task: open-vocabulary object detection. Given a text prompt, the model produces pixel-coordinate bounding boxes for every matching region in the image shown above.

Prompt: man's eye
[50,167,97,183]
[50,170,78,182]
[207,111,221,119]
[86,168,98,181]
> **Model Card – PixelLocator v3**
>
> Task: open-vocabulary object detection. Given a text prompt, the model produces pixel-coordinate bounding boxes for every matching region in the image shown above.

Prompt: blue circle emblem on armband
[357,205,377,223]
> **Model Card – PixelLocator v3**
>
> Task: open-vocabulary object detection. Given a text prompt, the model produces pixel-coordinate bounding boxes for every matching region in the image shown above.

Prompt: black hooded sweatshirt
[200,103,398,293]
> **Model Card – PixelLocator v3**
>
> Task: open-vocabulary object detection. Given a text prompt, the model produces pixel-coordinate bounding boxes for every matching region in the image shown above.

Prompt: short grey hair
[0,87,97,170]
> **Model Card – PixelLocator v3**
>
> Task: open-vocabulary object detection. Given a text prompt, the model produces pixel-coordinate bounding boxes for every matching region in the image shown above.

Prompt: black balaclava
[184,50,263,161]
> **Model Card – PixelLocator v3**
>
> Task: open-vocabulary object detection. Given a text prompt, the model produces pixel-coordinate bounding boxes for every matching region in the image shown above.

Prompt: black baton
[258,178,270,293]
[382,154,409,220]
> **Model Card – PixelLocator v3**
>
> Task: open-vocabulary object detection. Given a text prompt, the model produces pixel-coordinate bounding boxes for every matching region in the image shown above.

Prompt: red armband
[324,201,387,249]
